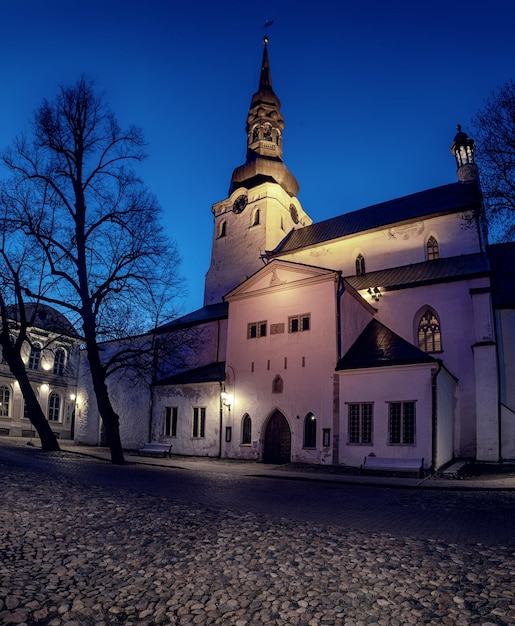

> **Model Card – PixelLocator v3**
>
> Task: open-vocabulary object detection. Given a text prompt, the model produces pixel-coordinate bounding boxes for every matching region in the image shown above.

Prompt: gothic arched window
[355,254,366,276]
[417,310,442,352]
[427,236,439,260]
[272,375,283,394]
[303,413,317,448]
[242,414,252,444]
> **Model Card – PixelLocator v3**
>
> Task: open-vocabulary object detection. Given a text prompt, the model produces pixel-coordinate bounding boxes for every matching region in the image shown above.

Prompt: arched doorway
[263,410,291,464]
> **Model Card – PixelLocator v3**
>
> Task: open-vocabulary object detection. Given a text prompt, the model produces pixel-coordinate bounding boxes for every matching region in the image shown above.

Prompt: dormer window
[427,236,439,260]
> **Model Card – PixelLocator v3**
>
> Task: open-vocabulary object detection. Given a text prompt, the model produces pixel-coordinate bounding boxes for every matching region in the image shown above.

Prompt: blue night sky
[1,0,514,316]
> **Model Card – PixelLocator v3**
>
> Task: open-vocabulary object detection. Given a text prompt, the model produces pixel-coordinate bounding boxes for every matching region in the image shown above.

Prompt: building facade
[77,38,515,469]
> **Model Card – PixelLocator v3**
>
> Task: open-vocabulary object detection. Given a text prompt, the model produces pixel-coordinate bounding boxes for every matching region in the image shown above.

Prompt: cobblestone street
[1,449,514,626]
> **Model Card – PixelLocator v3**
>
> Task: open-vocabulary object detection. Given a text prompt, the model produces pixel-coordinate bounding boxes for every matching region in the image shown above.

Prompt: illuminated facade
[0,304,81,440]
[78,39,515,469]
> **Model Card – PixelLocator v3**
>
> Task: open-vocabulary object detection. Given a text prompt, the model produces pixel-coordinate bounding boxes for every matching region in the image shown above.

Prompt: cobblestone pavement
[1,455,514,626]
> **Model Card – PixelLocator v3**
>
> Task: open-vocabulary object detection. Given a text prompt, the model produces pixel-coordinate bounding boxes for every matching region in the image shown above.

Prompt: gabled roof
[487,242,515,309]
[337,319,436,370]
[271,181,482,256]
[154,361,226,386]
[155,302,228,332]
[345,253,490,292]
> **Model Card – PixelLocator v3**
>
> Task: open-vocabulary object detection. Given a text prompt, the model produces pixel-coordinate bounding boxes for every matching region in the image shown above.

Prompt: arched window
[272,375,283,394]
[48,392,61,422]
[28,343,41,370]
[252,125,259,142]
[304,413,317,448]
[242,414,252,444]
[252,208,260,226]
[219,221,227,238]
[427,236,439,260]
[53,348,66,375]
[355,254,366,276]
[0,386,10,417]
[418,310,442,352]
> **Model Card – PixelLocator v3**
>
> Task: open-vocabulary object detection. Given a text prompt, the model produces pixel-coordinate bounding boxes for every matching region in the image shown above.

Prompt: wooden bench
[138,443,173,458]
[362,456,424,478]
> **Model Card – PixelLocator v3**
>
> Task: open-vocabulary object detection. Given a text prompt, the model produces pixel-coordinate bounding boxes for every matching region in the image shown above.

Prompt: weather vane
[264,18,274,42]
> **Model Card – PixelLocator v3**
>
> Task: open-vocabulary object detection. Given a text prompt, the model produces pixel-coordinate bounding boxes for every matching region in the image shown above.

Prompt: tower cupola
[229,37,299,197]
[451,124,478,183]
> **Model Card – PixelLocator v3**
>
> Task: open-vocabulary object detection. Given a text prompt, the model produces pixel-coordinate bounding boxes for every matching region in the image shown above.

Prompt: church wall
[337,364,434,468]
[276,210,481,279]
[435,366,457,469]
[496,309,515,461]
[339,288,375,356]
[224,274,339,464]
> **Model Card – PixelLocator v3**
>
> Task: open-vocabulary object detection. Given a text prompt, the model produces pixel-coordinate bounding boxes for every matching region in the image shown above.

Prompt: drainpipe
[219,381,223,459]
[431,359,443,472]
[336,273,344,361]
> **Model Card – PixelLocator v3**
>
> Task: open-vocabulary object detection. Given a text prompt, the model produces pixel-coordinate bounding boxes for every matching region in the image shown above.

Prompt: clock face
[233,195,248,214]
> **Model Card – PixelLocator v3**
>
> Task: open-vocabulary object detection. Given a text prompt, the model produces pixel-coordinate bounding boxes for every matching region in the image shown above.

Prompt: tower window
[355,254,366,276]
[426,236,439,260]
[417,310,442,352]
[252,208,260,226]
[219,221,227,238]
[303,413,317,448]
[272,375,283,394]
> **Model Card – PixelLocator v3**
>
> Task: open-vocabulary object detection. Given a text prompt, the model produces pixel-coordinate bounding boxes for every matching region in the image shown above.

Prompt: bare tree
[2,76,182,464]
[472,79,515,242]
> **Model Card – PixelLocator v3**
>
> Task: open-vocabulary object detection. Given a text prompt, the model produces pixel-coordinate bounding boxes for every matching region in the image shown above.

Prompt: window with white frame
[192,407,206,438]
[164,406,178,437]
[388,401,416,445]
[248,321,267,339]
[0,386,10,418]
[48,392,61,422]
[53,348,66,375]
[289,314,310,333]
[28,342,41,370]
[348,403,373,444]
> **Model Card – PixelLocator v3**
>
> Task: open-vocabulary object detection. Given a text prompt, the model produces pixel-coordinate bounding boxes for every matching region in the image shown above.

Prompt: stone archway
[263,410,291,464]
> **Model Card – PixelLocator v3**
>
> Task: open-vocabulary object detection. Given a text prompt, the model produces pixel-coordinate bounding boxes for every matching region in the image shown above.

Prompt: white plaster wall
[500,404,515,461]
[152,382,221,457]
[225,271,339,464]
[340,287,375,356]
[435,367,457,469]
[473,343,500,462]
[338,364,434,468]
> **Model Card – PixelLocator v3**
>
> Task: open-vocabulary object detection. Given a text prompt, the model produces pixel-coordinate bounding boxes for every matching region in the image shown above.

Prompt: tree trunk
[7,355,60,451]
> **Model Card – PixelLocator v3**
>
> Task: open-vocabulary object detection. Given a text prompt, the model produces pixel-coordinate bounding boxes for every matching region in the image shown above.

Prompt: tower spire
[229,36,299,197]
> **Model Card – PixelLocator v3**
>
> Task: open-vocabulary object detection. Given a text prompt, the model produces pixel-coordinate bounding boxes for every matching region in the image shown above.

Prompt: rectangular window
[388,401,416,445]
[192,407,206,438]
[289,314,311,333]
[348,403,373,444]
[164,406,178,437]
[248,321,267,339]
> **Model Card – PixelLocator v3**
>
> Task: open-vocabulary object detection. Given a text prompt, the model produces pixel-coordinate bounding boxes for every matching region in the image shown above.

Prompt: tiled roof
[154,361,226,386]
[487,243,515,309]
[272,181,482,255]
[155,302,228,332]
[337,319,435,371]
[345,253,490,292]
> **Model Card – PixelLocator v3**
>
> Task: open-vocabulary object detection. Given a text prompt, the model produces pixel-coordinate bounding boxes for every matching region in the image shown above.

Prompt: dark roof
[345,253,490,292]
[487,242,515,309]
[271,181,482,255]
[337,319,436,370]
[6,303,80,339]
[154,361,226,386]
[155,302,228,333]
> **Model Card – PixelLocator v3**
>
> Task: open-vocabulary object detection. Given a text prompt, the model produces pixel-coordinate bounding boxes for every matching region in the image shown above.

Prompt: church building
[76,38,515,470]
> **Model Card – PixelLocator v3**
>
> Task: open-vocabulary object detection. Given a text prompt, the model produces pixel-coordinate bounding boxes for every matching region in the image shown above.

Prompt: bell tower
[451,124,478,183]
[204,37,311,306]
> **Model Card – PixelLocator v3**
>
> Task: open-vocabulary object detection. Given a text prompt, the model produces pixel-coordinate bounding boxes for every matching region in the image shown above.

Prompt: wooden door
[263,411,291,464]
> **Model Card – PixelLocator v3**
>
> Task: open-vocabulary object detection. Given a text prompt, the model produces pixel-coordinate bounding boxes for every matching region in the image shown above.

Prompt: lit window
[242,414,252,444]
[427,236,439,260]
[164,406,178,437]
[28,343,41,370]
[355,254,366,276]
[388,401,416,445]
[418,310,442,352]
[0,386,10,417]
[348,403,373,444]
[53,348,66,375]
[289,314,310,333]
[48,392,61,422]
[192,407,206,438]
[248,321,267,339]
[303,413,317,448]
